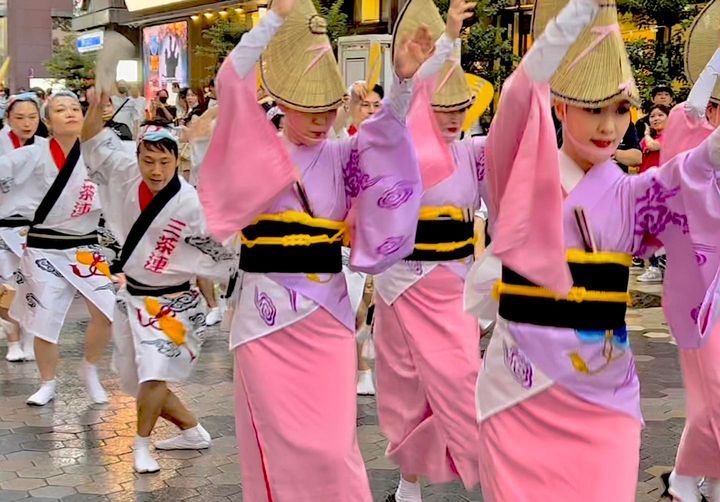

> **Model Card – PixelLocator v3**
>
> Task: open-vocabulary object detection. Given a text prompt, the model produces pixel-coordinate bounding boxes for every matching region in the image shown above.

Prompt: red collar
[348,125,358,136]
[8,130,22,149]
[49,139,66,170]
[138,181,154,212]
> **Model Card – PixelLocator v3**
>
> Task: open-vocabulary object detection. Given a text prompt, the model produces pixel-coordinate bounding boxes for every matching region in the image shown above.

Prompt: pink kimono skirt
[478,385,641,501]
[675,322,720,479]
[233,308,371,502]
[374,266,481,489]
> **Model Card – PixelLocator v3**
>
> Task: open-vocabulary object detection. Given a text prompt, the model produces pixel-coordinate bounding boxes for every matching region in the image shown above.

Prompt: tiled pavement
[0,276,682,501]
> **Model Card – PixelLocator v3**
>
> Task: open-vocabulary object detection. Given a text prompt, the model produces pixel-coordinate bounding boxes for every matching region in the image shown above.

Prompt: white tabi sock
[21,334,35,361]
[79,361,108,404]
[5,341,24,362]
[26,380,56,406]
[395,477,422,502]
[155,423,211,450]
[669,470,701,502]
[357,369,376,396]
[134,436,160,473]
[702,477,720,501]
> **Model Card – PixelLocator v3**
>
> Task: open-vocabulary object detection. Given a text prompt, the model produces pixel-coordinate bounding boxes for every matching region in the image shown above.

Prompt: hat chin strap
[561,103,616,165]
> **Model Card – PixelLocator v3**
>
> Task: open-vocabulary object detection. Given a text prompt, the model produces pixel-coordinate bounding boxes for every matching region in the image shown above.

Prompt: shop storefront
[124,0,265,97]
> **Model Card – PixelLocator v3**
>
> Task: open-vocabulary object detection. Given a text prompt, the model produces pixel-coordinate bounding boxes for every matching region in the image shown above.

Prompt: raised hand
[81,87,112,143]
[185,106,218,142]
[269,0,297,18]
[351,82,369,101]
[394,25,436,80]
[446,0,477,40]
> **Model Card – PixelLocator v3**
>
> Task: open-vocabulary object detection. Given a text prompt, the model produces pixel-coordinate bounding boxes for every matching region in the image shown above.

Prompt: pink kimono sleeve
[346,100,422,274]
[197,60,297,243]
[631,136,720,348]
[485,66,572,295]
[660,104,715,165]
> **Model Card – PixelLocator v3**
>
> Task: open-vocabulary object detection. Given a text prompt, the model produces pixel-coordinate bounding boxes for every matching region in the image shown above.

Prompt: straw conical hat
[685,0,720,103]
[432,48,474,111]
[392,0,445,62]
[392,0,472,110]
[260,0,345,112]
[533,1,640,107]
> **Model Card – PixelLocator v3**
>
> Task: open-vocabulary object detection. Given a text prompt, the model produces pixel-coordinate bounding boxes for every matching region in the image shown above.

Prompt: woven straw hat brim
[431,58,474,111]
[534,1,640,107]
[685,0,720,101]
[431,99,474,112]
[391,0,446,63]
[260,0,345,113]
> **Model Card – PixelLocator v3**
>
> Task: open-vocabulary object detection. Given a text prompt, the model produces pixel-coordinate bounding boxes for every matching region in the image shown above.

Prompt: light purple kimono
[197,12,422,349]
[470,0,720,499]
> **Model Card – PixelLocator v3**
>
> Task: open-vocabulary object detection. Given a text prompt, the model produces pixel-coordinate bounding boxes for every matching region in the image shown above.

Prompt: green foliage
[312,0,351,48]
[618,0,704,108]
[618,0,698,30]
[196,18,249,75]
[44,35,95,91]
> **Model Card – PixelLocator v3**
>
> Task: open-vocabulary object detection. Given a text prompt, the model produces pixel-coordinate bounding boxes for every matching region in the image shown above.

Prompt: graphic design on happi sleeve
[183,236,234,262]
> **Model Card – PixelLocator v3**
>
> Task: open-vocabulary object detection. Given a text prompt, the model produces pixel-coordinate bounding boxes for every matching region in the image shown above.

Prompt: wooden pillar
[387,0,406,33]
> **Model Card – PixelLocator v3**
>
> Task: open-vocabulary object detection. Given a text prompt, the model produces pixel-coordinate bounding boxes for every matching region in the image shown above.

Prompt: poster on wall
[142,21,188,100]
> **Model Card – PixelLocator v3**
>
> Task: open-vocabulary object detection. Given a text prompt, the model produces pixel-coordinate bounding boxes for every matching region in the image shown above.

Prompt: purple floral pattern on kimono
[254,287,277,326]
[476,153,486,183]
[377,236,405,256]
[503,341,533,389]
[634,180,689,244]
[377,181,414,209]
[693,243,715,266]
[285,287,298,313]
[691,304,701,323]
[343,149,381,201]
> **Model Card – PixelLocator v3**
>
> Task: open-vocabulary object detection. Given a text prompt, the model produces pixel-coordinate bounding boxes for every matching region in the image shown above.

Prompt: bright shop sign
[125,0,187,12]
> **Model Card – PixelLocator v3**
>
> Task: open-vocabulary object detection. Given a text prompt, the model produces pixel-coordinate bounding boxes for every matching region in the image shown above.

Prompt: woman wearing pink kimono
[197,0,433,499]
[372,0,484,500]
[466,0,720,500]
[658,3,720,499]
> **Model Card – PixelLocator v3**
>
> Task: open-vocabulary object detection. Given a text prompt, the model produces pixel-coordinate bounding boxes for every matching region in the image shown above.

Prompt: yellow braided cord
[492,281,631,305]
[413,236,477,252]
[241,211,347,248]
[418,206,466,221]
[241,230,345,248]
[565,249,632,267]
[251,211,346,230]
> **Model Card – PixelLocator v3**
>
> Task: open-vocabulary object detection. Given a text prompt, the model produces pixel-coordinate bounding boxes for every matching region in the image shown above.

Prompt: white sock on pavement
[669,471,701,502]
[357,369,376,396]
[155,423,211,450]
[22,335,35,361]
[134,436,160,473]
[79,360,108,404]
[26,380,56,406]
[395,477,422,502]
[5,341,24,362]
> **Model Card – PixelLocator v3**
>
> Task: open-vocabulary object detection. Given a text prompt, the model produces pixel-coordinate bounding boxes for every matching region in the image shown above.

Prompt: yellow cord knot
[565,287,588,303]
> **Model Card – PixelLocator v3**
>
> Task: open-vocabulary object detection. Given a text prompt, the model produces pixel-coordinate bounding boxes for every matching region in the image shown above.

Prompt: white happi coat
[0,138,114,343]
[83,129,237,394]
[0,127,47,280]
